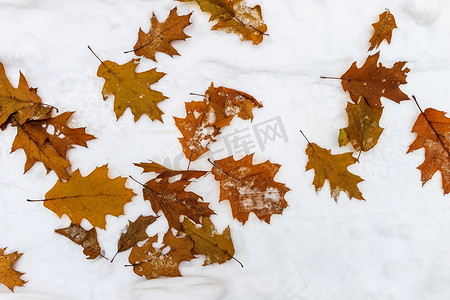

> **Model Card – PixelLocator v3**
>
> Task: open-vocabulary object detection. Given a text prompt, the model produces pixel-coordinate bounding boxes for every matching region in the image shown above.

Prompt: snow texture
[1,0,450,299]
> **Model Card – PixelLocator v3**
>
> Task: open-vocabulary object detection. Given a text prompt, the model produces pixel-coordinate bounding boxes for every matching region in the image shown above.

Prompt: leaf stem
[87,46,104,64]
[189,93,206,97]
[299,130,315,151]
[320,76,341,80]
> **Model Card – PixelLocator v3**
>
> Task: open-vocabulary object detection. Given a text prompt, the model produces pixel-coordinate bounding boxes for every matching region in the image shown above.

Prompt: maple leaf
[135,161,207,181]
[11,112,95,180]
[369,10,397,51]
[339,52,409,108]
[0,248,26,292]
[177,0,267,44]
[174,83,262,161]
[133,7,192,61]
[111,215,158,262]
[141,171,213,230]
[128,231,194,279]
[407,102,450,194]
[339,97,384,152]
[97,58,167,122]
[182,217,236,266]
[0,61,48,127]
[305,142,364,201]
[55,223,101,259]
[211,154,289,224]
[34,165,136,230]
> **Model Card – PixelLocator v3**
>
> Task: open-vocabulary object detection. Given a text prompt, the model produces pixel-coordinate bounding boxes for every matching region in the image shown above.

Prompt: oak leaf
[55,223,101,259]
[177,0,267,44]
[135,161,207,181]
[141,171,213,230]
[339,98,384,152]
[174,83,262,161]
[133,7,192,61]
[128,231,194,279]
[97,58,167,122]
[369,10,397,51]
[111,215,158,262]
[305,143,364,201]
[407,106,450,194]
[0,248,26,292]
[340,52,409,108]
[40,165,136,230]
[211,154,289,224]
[182,217,235,265]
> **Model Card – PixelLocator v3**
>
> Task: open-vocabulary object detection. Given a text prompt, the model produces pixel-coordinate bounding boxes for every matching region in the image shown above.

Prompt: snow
[1,0,450,299]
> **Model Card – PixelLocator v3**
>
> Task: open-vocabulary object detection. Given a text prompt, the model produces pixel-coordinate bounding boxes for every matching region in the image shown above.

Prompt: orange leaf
[135,161,207,181]
[211,154,289,224]
[55,223,101,259]
[341,52,409,108]
[133,7,192,61]
[369,10,397,51]
[0,248,26,292]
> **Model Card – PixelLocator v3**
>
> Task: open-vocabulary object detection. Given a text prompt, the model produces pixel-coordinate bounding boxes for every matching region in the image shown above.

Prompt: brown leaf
[112,215,158,261]
[174,83,262,161]
[55,223,101,259]
[407,107,450,194]
[182,217,235,266]
[135,161,207,181]
[142,175,213,230]
[128,231,194,279]
[340,52,409,108]
[339,98,384,152]
[41,165,136,230]
[211,154,289,224]
[0,247,26,292]
[305,143,364,201]
[177,0,267,44]
[369,10,397,51]
[97,58,167,122]
[133,7,192,61]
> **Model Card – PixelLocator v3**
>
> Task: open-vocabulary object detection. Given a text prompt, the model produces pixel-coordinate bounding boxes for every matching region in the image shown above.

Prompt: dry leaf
[177,0,267,44]
[133,7,192,61]
[340,52,409,108]
[211,154,289,224]
[0,248,26,292]
[305,143,364,201]
[128,231,194,279]
[407,107,450,194]
[55,223,101,259]
[182,217,235,265]
[339,98,384,152]
[112,215,158,261]
[369,10,397,51]
[135,161,207,181]
[41,165,136,229]
[97,58,167,122]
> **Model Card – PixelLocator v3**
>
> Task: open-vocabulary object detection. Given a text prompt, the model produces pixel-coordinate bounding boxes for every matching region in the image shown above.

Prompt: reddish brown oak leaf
[0,248,26,292]
[55,223,101,259]
[305,142,364,201]
[340,52,409,108]
[141,171,213,230]
[135,161,207,181]
[211,154,289,224]
[133,7,192,61]
[369,10,397,51]
[407,106,450,194]
[128,231,194,279]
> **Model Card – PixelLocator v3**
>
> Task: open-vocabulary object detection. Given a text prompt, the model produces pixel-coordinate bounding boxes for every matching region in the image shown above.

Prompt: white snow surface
[0,0,450,299]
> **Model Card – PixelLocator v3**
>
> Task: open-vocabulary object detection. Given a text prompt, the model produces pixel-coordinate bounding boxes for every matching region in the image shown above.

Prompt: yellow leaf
[0,248,26,292]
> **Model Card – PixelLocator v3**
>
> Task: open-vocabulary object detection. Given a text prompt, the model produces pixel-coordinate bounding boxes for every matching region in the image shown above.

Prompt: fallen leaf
[0,248,26,292]
[135,161,207,181]
[339,98,384,152]
[305,143,364,201]
[97,58,167,122]
[340,52,409,108]
[211,154,289,224]
[112,215,158,261]
[133,7,192,61]
[55,223,101,259]
[128,231,194,279]
[407,106,450,194]
[182,217,235,265]
[40,165,136,229]
[177,0,267,44]
[369,10,397,51]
